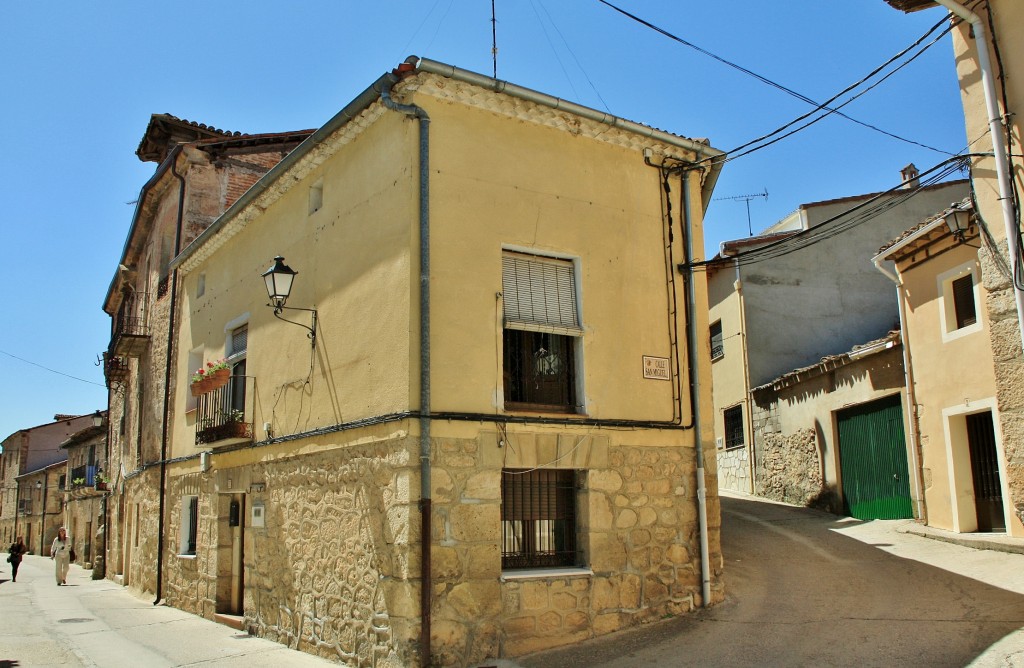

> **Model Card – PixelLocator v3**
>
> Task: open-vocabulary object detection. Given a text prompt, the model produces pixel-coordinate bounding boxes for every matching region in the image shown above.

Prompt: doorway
[966,411,1006,532]
[837,395,914,520]
[216,493,245,617]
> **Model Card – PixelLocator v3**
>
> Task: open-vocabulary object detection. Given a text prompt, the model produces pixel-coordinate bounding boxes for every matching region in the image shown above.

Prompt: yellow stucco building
[161,58,724,665]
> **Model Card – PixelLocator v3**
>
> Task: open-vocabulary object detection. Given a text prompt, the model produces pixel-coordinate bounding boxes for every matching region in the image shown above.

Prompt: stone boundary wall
[716,447,751,494]
[751,400,830,509]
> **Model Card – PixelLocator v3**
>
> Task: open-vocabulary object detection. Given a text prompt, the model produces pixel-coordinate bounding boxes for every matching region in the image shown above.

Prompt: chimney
[900,163,920,189]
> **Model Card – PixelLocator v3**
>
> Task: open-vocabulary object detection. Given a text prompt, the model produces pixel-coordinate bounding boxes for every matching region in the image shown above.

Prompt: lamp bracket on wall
[270,305,318,348]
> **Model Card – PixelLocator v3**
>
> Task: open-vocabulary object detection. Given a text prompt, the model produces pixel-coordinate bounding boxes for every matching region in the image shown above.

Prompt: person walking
[7,536,26,582]
[50,527,71,585]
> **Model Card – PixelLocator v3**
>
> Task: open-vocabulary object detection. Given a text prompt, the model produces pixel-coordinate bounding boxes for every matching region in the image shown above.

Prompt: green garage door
[837,395,913,520]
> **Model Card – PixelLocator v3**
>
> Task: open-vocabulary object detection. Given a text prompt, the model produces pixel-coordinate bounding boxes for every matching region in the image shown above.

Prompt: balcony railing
[104,352,129,386]
[70,464,97,488]
[195,376,254,446]
[110,291,150,358]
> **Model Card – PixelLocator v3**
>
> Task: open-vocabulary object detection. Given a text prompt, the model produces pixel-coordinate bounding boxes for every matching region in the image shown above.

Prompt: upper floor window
[501,252,582,413]
[951,274,977,329]
[710,320,724,361]
[724,404,744,449]
[939,263,982,342]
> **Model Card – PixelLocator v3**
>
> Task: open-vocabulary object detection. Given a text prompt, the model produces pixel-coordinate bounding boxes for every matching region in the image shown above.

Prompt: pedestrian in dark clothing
[8,537,26,582]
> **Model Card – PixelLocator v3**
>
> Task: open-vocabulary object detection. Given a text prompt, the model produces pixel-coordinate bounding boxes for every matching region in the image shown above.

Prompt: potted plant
[207,359,231,390]
[94,473,109,491]
[72,477,85,489]
[190,367,209,396]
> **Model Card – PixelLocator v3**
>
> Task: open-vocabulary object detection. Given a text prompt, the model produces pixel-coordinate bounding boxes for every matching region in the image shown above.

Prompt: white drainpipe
[935,0,1024,353]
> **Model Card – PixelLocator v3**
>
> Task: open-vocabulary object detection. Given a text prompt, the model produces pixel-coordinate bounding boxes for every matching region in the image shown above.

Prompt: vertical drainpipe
[380,70,433,667]
[154,147,186,605]
[934,0,1024,354]
[681,169,712,606]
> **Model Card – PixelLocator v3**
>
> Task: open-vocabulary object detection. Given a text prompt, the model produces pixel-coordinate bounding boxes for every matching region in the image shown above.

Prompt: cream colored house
[875,202,1023,536]
[885,0,1024,538]
[709,178,968,495]
[162,57,724,666]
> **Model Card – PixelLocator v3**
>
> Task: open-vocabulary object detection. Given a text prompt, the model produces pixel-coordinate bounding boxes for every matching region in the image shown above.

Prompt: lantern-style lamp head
[92,410,104,427]
[262,256,297,313]
[944,203,972,242]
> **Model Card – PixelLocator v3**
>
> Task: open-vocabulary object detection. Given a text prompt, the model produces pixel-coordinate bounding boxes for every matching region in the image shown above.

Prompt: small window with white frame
[938,262,982,342]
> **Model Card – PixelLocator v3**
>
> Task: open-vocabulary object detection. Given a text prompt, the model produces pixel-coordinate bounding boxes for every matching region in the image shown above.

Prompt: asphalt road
[518,494,1024,668]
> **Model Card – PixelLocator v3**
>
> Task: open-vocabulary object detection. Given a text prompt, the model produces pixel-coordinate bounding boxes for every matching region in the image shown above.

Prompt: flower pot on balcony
[191,381,204,397]
[94,482,108,491]
[208,368,230,391]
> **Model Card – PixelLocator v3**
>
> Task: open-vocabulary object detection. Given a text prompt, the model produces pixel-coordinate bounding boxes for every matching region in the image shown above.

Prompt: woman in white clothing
[50,527,71,585]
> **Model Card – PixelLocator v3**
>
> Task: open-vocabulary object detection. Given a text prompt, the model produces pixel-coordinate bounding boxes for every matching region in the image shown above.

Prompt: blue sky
[1,1,965,442]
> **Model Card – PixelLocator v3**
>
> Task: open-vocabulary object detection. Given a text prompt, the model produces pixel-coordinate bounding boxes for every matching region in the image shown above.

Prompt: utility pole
[713,189,768,237]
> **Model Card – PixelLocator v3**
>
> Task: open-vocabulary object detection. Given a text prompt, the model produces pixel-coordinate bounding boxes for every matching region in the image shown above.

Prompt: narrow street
[0,557,335,667]
[518,494,1024,668]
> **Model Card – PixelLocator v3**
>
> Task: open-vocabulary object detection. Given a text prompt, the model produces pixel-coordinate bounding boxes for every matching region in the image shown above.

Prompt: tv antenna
[491,0,498,79]
[713,189,768,237]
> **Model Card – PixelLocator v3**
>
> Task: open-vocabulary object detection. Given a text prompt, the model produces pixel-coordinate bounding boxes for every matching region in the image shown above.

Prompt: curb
[896,522,1024,555]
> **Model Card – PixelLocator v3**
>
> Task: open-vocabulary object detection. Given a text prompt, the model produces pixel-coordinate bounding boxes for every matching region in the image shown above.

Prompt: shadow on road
[519,495,1024,668]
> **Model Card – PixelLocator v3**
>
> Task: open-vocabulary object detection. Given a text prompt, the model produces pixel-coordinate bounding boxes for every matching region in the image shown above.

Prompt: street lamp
[91,410,104,427]
[944,203,973,243]
[261,256,318,347]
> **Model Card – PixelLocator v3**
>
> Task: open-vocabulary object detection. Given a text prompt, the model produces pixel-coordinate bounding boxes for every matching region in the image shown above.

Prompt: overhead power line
[0,349,105,387]
[595,0,955,156]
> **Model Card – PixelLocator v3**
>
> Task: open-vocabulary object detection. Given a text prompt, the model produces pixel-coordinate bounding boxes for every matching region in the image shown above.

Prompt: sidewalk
[0,555,336,667]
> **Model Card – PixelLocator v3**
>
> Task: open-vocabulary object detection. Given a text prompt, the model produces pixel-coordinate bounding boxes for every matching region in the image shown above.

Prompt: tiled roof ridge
[876,196,973,254]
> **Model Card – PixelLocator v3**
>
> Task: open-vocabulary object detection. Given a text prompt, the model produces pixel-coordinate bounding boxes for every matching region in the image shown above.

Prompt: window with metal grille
[724,405,744,448]
[951,274,977,329]
[502,252,581,412]
[501,468,579,569]
[180,496,199,555]
[710,320,724,360]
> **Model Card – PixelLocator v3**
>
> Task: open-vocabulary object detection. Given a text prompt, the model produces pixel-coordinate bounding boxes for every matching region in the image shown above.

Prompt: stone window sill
[500,567,593,581]
[177,553,197,560]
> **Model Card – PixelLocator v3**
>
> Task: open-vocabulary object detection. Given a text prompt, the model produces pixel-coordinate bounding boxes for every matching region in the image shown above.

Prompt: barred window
[179,496,199,556]
[724,405,744,449]
[501,468,579,570]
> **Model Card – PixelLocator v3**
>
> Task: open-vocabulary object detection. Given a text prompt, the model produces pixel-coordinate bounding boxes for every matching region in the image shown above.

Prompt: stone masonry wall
[158,431,718,668]
[123,468,162,596]
[979,239,1024,525]
[716,446,751,494]
[430,434,720,665]
[751,400,830,510]
[244,441,418,667]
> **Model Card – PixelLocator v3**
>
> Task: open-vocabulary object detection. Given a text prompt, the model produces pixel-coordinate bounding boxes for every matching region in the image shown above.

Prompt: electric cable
[690,155,980,269]
[595,0,955,156]
[0,349,105,387]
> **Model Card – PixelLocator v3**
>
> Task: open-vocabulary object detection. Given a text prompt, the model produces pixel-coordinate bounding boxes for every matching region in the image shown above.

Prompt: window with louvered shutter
[501,252,581,412]
[502,253,581,335]
[951,274,976,329]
